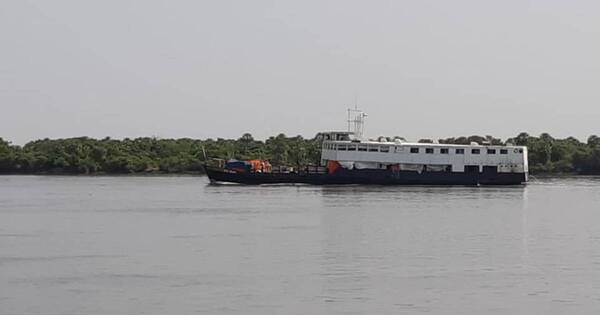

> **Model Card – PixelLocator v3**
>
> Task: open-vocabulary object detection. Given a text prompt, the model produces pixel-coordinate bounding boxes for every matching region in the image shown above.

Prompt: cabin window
[471,149,480,154]
[368,145,379,152]
[348,144,357,151]
[500,149,508,154]
[358,145,367,152]
[440,148,449,154]
[380,146,390,153]
[519,149,523,153]
[395,147,404,153]
[487,149,496,154]
[410,148,419,154]
[425,148,434,154]
[456,148,465,154]
[338,144,347,151]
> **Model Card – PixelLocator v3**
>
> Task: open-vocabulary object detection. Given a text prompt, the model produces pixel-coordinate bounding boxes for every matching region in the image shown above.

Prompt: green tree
[588,135,600,146]
[0,138,16,172]
[266,134,290,165]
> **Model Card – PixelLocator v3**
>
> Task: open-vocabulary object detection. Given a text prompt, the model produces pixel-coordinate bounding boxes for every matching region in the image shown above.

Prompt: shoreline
[0,171,206,177]
[1,172,599,178]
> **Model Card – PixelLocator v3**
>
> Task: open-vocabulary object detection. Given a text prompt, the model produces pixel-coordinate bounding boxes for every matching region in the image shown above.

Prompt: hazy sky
[2,0,600,144]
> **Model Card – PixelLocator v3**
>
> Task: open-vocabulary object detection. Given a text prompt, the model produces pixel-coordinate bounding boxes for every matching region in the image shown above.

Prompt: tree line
[1,132,599,174]
[0,134,321,174]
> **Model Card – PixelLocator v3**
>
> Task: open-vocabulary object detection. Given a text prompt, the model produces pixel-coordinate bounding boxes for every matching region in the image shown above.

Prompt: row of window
[411,147,509,155]
[324,143,522,155]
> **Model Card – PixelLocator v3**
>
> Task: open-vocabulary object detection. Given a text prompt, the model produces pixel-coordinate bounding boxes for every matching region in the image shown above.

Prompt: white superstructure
[316,109,528,176]
[318,133,527,174]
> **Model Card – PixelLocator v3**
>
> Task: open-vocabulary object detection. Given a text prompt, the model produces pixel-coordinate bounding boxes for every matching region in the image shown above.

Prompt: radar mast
[347,106,367,139]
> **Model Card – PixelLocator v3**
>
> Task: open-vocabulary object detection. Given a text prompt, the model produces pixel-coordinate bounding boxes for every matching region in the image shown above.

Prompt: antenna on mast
[347,104,367,140]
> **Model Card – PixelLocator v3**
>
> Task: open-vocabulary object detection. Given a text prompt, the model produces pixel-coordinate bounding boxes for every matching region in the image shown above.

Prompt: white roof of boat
[328,139,525,148]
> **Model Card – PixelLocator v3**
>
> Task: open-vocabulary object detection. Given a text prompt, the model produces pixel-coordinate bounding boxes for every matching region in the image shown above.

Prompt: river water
[1,175,600,314]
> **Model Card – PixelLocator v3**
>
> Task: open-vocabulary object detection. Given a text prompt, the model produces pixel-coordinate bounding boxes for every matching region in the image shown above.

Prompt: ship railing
[205,158,226,169]
[270,165,328,175]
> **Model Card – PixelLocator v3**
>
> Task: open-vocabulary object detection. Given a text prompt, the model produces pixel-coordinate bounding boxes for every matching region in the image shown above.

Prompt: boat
[204,109,528,185]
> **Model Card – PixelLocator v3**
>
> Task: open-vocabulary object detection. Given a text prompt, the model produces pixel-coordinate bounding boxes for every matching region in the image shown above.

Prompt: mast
[347,107,367,139]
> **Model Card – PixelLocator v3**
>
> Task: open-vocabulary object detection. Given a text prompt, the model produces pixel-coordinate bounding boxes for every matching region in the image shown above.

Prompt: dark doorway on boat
[464,165,480,173]
[483,166,498,174]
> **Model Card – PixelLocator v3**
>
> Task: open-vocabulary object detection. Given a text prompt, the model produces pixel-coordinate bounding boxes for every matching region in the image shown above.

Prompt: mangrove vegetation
[1,132,600,175]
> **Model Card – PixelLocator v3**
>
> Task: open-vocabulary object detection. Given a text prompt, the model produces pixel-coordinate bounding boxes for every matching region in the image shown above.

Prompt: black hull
[205,167,527,186]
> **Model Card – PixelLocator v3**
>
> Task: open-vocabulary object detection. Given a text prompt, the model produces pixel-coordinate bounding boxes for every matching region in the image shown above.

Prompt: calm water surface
[1,175,600,314]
